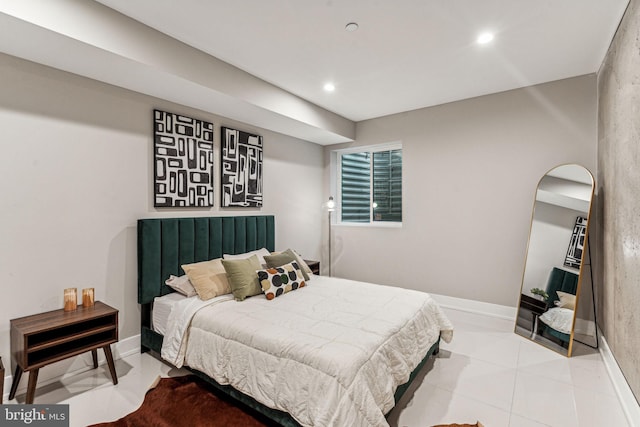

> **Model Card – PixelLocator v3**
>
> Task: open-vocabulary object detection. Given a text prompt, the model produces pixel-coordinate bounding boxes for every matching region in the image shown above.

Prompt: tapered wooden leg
[9,365,23,400]
[25,368,39,404]
[103,345,118,385]
[91,349,98,369]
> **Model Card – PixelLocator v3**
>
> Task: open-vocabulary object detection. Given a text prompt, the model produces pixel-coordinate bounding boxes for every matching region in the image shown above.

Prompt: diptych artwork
[564,216,587,269]
[153,110,214,207]
[221,127,263,207]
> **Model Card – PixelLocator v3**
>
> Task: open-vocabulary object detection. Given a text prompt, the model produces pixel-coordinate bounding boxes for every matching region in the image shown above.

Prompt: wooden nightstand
[517,294,547,333]
[9,301,119,403]
[304,260,320,275]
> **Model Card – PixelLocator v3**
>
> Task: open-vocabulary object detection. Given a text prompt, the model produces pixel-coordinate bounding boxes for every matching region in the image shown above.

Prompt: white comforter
[539,307,574,334]
[161,275,453,427]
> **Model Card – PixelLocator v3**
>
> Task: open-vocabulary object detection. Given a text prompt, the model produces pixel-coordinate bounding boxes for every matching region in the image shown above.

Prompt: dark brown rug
[88,375,270,427]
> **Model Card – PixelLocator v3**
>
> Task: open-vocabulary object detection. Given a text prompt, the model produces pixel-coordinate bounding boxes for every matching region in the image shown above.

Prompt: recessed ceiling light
[323,82,335,92]
[476,32,494,45]
[345,22,359,32]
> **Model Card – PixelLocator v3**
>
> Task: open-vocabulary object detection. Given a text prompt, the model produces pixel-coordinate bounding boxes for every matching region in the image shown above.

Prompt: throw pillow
[290,249,314,277]
[181,258,231,301]
[223,248,271,266]
[556,291,576,310]
[264,248,311,281]
[257,261,306,300]
[165,274,197,297]
[221,255,263,301]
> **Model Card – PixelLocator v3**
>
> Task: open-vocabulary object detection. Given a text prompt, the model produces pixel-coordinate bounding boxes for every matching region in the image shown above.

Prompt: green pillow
[221,255,262,301]
[264,249,310,281]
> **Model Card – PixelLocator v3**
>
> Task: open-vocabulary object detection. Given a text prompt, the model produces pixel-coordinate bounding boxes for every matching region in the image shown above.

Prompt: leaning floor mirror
[515,164,595,357]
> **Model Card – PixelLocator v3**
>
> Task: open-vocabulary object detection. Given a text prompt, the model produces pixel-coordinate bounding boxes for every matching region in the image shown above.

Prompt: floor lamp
[327,196,335,277]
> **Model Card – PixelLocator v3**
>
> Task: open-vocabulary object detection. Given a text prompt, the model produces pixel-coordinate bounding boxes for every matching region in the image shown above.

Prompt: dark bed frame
[137,215,439,426]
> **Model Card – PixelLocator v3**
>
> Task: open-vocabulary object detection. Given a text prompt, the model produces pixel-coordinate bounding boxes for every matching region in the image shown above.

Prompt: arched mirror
[515,164,595,357]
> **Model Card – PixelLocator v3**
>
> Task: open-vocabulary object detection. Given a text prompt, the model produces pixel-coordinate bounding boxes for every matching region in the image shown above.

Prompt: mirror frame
[515,164,595,357]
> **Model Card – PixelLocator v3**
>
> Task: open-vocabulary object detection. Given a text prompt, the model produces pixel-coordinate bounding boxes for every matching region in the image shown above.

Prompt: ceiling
[0,1,629,144]
[96,0,628,122]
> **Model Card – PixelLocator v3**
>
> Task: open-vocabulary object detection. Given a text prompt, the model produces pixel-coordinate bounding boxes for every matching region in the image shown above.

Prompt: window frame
[335,142,403,227]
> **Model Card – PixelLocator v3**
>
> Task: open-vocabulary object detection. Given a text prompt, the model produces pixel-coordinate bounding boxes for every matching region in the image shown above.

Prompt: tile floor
[3,307,630,427]
[389,308,630,427]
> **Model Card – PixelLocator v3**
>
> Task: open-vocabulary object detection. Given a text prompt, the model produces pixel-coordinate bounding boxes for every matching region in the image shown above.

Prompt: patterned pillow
[257,261,306,300]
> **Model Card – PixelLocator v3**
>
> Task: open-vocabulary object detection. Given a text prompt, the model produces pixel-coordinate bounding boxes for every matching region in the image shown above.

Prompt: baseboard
[429,292,517,320]
[599,331,640,427]
[2,334,141,402]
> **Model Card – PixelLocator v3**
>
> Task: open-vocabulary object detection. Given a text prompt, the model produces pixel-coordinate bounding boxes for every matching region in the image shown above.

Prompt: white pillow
[165,274,197,297]
[224,247,271,266]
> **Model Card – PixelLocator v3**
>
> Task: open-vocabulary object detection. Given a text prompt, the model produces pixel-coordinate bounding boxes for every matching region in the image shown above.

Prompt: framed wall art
[221,126,263,207]
[153,109,214,207]
[564,216,587,269]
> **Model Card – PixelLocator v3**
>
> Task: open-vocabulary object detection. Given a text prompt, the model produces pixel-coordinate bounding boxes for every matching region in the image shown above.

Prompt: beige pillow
[165,274,197,297]
[221,255,263,301]
[556,291,576,310]
[182,258,231,301]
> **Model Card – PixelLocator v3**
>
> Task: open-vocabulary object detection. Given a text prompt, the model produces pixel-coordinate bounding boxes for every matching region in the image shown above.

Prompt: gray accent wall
[597,0,640,404]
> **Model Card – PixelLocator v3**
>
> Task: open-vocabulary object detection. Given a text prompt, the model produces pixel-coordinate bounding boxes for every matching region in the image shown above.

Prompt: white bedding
[161,275,453,427]
[540,307,574,334]
[152,292,187,335]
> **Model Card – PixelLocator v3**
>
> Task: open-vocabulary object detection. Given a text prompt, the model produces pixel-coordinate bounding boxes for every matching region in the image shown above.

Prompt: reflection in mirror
[515,164,595,357]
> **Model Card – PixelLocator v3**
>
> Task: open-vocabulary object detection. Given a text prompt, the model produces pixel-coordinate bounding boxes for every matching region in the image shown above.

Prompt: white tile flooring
[3,307,630,427]
[389,308,629,427]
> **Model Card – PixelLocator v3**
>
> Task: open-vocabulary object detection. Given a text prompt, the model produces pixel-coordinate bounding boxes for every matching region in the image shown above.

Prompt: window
[338,144,402,224]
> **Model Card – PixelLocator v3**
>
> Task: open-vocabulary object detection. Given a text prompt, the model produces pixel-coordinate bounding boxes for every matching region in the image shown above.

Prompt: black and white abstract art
[564,216,587,269]
[153,110,214,207]
[221,127,263,207]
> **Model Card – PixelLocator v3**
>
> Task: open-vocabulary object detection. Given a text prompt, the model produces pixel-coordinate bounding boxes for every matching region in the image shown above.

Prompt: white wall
[324,75,597,307]
[522,202,585,296]
[0,53,324,389]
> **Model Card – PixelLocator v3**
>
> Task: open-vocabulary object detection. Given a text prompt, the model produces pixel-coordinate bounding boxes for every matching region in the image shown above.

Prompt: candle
[64,288,77,311]
[82,288,95,307]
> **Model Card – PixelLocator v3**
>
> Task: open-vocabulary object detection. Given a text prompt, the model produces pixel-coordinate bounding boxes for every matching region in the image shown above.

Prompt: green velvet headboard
[544,267,579,310]
[541,267,579,344]
[137,215,275,305]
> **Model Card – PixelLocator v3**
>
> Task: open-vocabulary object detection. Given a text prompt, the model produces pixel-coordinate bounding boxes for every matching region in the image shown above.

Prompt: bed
[138,215,453,427]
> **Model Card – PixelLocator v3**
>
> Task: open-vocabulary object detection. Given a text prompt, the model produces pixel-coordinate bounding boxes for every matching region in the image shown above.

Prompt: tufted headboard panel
[544,267,579,310]
[137,215,275,305]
